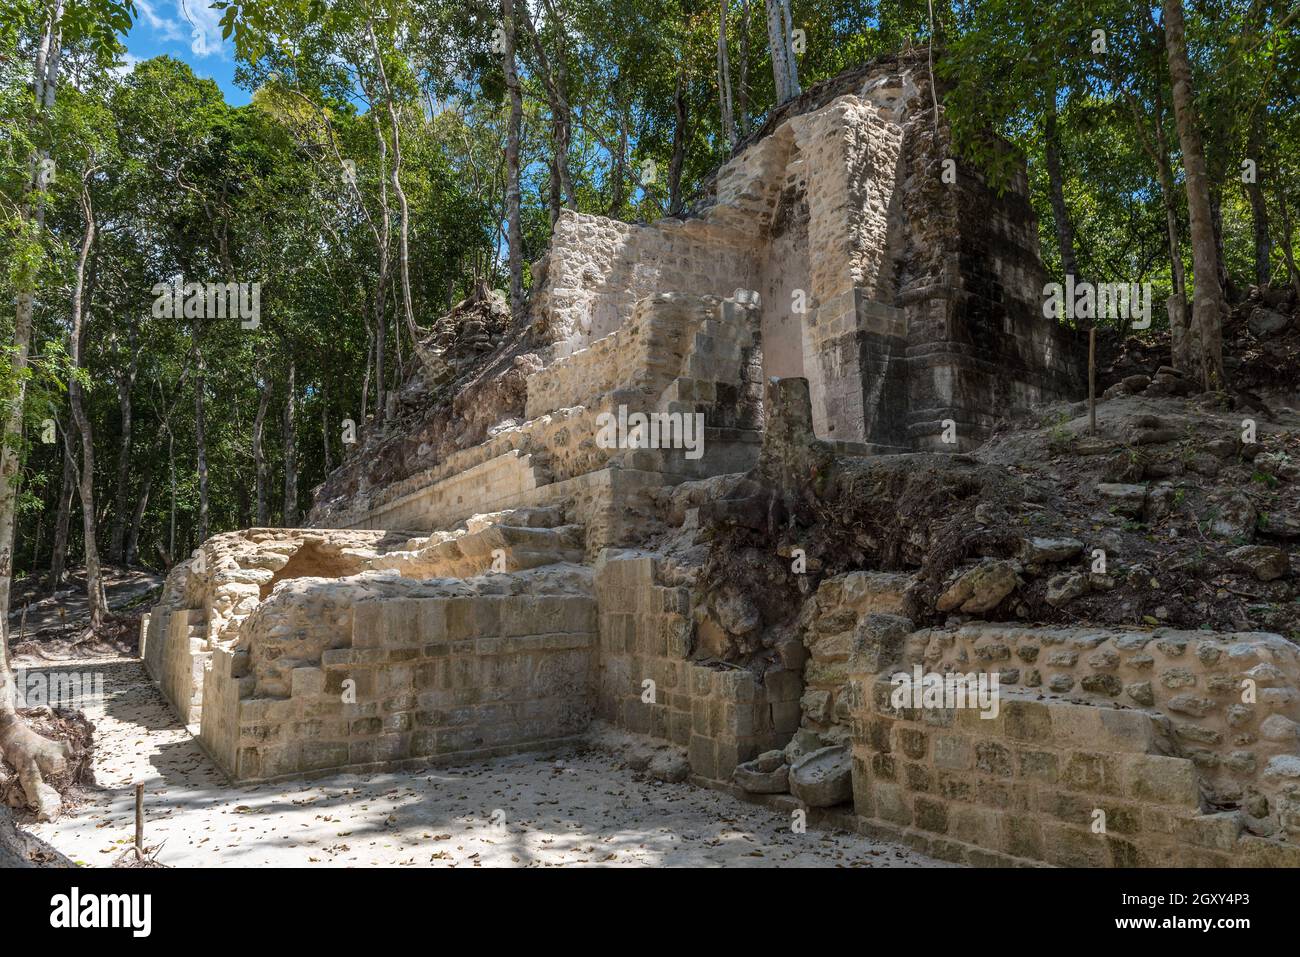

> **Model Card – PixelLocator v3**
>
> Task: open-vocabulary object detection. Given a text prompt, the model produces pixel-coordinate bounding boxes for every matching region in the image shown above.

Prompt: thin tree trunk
[1278,192,1300,301]
[718,0,735,149]
[1151,88,1190,368]
[609,86,628,216]
[780,0,798,100]
[125,465,152,566]
[668,67,688,215]
[320,378,332,475]
[109,320,138,563]
[68,172,108,630]
[1210,190,1235,302]
[1245,120,1272,288]
[1043,99,1082,284]
[48,428,74,588]
[521,0,575,225]
[282,362,297,527]
[167,429,176,564]
[738,0,751,136]
[765,0,800,105]
[1162,0,1226,390]
[194,340,210,543]
[359,321,373,427]
[503,0,525,317]
[253,379,270,526]
[366,17,423,359]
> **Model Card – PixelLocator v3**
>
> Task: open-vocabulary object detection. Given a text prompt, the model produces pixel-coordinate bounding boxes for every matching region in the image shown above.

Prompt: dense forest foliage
[0,0,1296,615]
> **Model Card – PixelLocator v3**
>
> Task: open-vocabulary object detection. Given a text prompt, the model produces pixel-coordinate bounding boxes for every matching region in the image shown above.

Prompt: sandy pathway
[30,660,951,868]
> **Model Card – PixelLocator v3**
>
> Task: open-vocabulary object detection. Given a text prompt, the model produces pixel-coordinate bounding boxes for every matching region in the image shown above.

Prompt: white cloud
[134,0,184,43]
[133,0,228,59]
[177,0,227,59]
[111,51,143,78]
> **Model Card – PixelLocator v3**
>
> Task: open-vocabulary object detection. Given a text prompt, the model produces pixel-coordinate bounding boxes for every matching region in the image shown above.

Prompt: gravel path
[31,659,951,868]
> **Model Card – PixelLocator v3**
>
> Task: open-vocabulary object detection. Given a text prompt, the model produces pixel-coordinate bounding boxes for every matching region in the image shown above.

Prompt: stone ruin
[142,52,1300,867]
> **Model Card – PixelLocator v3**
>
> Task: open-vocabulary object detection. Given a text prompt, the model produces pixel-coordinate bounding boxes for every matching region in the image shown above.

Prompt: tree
[502,0,525,316]
[765,0,799,105]
[0,0,134,822]
[1162,0,1226,390]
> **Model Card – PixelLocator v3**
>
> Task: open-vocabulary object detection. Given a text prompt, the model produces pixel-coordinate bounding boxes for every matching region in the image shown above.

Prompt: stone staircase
[372,505,586,578]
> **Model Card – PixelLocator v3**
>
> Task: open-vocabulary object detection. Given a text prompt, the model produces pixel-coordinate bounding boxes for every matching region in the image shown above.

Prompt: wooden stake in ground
[134,782,144,859]
[1088,326,1097,435]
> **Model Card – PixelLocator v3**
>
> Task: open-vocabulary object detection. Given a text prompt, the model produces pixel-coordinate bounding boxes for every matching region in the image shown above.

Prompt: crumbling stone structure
[143,52,1300,867]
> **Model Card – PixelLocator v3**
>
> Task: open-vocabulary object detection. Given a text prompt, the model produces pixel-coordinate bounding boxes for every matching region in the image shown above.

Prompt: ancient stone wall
[533,213,759,357]
[201,568,597,781]
[913,623,1300,808]
[143,528,397,725]
[594,552,797,781]
[848,675,1300,866]
[799,571,912,744]
[333,292,763,542]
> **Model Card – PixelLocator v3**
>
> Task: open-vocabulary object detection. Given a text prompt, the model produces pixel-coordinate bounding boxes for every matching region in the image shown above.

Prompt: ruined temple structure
[143,52,1300,867]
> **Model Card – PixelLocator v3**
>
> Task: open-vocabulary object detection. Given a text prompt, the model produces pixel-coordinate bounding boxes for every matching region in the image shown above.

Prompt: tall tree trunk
[1278,192,1300,301]
[125,465,153,566]
[48,428,74,588]
[282,362,297,527]
[167,428,177,564]
[765,0,799,105]
[609,86,628,216]
[1151,89,1190,368]
[109,320,138,563]
[521,0,575,226]
[1210,190,1235,302]
[737,0,751,136]
[503,0,525,317]
[1162,0,1226,390]
[366,17,423,361]
[717,0,735,149]
[1043,99,1082,284]
[1,0,72,822]
[194,339,210,543]
[1245,120,1272,288]
[320,379,332,475]
[668,68,688,215]
[253,378,270,525]
[359,321,373,428]
[67,172,108,630]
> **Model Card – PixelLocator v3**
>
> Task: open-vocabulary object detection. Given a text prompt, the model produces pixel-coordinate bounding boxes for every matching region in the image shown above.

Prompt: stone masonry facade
[140,53,1300,867]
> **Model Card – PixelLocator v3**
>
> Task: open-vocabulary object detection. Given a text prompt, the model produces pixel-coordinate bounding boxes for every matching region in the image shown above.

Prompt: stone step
[465,505,566,533]
[376,522,587,579]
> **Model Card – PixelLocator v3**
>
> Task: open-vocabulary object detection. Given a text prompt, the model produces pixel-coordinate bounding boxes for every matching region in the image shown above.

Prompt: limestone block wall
[143,528,397,724]
[201,568,598,781]
[799,571,913,743]
[848,676,1300,867]
[914,624,1300,807]
[339,292,765,541]
[351,450,551,533]
[533,211,759,357]
[897,137,1085,450]
[594,553,795,781]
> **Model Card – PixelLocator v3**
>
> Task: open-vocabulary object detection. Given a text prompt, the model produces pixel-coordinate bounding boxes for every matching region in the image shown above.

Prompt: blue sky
[122,0,249,105]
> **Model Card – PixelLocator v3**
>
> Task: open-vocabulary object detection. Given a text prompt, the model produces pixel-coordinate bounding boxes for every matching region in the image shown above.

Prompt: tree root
[0,713,71,821]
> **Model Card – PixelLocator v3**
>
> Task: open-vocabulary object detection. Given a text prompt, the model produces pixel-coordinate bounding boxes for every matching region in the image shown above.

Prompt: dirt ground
[26,659,948,868]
